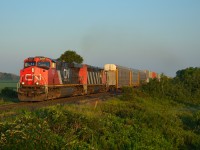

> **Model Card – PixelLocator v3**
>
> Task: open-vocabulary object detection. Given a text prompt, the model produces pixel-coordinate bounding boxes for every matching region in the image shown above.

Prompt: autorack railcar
[104,64,159,91]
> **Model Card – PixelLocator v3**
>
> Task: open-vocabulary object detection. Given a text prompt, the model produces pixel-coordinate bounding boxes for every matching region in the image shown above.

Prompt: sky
[0,0,200,77]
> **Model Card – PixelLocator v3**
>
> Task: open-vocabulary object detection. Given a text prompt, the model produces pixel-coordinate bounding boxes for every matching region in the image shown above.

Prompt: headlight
[36,82,39,85]
[22,82,25,85]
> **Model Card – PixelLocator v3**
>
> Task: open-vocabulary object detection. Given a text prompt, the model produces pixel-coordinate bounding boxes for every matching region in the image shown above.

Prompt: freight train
[17,56,160,101]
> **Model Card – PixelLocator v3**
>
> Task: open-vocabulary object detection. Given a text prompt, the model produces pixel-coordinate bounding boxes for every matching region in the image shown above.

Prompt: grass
[0,81,18,92]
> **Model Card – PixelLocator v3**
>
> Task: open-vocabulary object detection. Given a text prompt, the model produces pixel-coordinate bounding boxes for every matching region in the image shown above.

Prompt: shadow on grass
[0,87,19,103]
[0,95,19,103]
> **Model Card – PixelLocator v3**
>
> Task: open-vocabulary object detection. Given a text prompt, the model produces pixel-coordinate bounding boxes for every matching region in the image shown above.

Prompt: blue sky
[0,0,200,76]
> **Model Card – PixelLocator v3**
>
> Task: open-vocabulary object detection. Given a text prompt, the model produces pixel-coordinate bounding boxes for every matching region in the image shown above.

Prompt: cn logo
[25,74,41,81]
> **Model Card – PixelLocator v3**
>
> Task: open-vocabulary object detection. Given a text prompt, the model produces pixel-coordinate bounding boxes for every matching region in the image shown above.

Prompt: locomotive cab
[24,57,51,69]
[20,57,53,86]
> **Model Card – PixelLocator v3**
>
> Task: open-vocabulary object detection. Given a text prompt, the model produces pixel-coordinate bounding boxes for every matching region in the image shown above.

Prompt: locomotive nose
[20,67,42,85]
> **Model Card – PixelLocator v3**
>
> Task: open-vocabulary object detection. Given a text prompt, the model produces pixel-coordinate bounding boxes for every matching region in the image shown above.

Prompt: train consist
[17,56,160,101]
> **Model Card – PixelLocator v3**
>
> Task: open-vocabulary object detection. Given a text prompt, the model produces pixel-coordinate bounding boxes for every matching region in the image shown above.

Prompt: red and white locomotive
[18,56,106,101]
[18,56,160,101]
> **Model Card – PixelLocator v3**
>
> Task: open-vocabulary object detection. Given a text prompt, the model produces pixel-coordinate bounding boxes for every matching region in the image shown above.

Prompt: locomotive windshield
[37,61,50,69]
[24,61,36,68]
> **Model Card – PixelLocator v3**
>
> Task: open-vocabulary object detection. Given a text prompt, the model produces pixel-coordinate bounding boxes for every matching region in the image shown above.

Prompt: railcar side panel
[117,66,130,88]
[79,65,87,84]
[48,68,61,85]
[87,65,106,93]
[106,71,116,86]
[139,71,147,83]
[131,69,140,86]
[152,72,157,79]
[87,68,102,85]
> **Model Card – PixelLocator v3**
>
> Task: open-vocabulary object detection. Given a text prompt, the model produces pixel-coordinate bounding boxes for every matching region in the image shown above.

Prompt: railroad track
[0,92,115,112]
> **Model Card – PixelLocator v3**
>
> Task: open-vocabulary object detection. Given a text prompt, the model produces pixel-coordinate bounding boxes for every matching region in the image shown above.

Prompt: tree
[59,50,84,64]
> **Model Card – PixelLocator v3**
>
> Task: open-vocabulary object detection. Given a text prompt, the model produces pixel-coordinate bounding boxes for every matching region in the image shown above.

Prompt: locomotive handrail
[17,75,25,92]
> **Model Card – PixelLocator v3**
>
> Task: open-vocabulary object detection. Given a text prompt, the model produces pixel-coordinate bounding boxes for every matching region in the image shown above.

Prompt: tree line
[141,67,200,104]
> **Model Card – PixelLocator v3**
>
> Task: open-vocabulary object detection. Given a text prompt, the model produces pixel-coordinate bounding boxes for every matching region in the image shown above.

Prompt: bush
[120,87,147,101]
[1,87,17,98]
[120,87,135,101]
[0,110,63,150]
